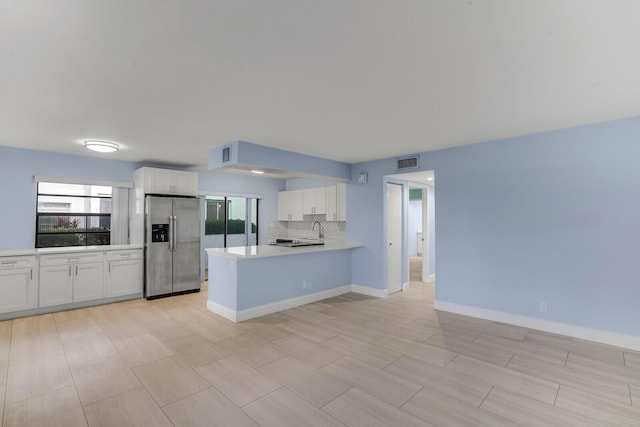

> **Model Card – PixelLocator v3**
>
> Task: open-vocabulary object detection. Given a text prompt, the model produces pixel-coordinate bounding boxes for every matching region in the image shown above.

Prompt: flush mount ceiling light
[251,170,265,174]
[84,140,119,153]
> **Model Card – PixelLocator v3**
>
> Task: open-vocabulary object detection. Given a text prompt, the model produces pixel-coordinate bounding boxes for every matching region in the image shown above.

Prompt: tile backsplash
[268,215,346,241]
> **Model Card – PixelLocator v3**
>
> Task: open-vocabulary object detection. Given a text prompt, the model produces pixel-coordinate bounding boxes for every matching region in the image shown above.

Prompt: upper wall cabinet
[303,187,327,215]
[278,190,303,221]
[134,167,198,197]
[326,183,347,221]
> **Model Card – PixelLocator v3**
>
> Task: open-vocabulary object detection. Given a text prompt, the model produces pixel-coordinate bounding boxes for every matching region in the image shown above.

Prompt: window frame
[35,183,113,248]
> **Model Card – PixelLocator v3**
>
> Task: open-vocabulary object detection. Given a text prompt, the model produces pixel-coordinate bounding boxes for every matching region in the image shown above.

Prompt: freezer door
[145,196,173,297]
[172,197,201,293]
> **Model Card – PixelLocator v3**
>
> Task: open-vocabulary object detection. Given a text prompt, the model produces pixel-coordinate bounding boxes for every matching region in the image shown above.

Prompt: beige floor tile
[216,334,286,368]
[323,318,387,343]
[324,335,402,368]
[259,356,351,407]
[62,333,120,368]
[481,386,602,427]
[426,333,514,366]
[555,385,640,426]
[631,385,639,406]
[282,306,336,324]
[453,317,529,340]
[322,356,422,407]
[384,356,493,406]
[112,332,174,367]
[97,317,149,341]
[525,331,625,365]
[195,356,280,406]
[0,384,5,424]
[474,333,568,365]
[403,387,518,427]
[132,355,210,406]
[243,387,345,427]
[447,354,559,405]
[567,353,640,386]
[626,352,640,369]
[508,353,632,404]
[166,333,230,367]
[9,316,64,367]
[270,334,344,368]
[163,387,259,427]
[70,353,142,405]
[5,352,73,405]
[55,317,103,343]
[323,387,431,427]
[127,305,173,324]
[238,322,291,342]
[3,385,86,427]
[276,319,340,343]
[52,308,93,323]
[140,317,197,342]
[372,334,457,366]
[84,386,172,427]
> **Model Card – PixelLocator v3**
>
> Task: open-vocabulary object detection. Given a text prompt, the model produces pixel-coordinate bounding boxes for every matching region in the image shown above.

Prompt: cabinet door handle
[108,262,111,273]
[75,265,78,276]
[30,268,33,280]
[68,266,72,276]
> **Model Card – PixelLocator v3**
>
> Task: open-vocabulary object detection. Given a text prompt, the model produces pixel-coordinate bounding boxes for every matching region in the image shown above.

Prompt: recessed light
[84,140,119,153]
[251,170,265,174]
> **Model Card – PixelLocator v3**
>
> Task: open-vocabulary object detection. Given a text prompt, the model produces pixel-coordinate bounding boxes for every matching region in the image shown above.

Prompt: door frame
[384,178,408,294]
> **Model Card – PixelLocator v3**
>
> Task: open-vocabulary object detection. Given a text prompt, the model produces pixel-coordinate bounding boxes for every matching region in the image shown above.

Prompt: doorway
[386,171,435,295]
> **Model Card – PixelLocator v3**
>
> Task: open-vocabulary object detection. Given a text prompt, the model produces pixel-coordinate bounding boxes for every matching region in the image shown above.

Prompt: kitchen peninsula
[205,241,361,321]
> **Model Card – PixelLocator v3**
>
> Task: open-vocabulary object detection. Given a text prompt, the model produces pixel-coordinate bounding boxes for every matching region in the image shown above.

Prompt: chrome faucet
[312,221,324,239]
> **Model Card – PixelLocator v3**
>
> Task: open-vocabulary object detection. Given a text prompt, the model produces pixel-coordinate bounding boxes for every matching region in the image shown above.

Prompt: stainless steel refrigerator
[145,195,200,298]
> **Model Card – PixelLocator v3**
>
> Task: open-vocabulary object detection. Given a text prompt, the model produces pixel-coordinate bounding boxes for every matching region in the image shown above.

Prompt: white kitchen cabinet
[0,256,37,314]
[39,251,105,307]
[105,249,143,297]
[326,183,347,221]
[134,167,198,197]
[303,187,327,215]
[277,190,303,221]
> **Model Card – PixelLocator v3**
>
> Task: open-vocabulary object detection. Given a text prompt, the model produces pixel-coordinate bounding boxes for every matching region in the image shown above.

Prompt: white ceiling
[2,1,640,169]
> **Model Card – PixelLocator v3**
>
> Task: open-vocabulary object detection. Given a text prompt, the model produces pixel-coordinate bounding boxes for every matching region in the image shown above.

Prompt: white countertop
[0,244,143,258]
[206,240,362,260]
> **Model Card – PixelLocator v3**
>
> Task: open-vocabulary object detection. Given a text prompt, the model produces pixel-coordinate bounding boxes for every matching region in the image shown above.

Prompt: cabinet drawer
[106,249,143,261]
[0,255,36,270]
[40,251,104,266]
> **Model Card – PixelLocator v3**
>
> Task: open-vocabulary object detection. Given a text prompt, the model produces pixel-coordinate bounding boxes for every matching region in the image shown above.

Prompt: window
[36,182,112,248]
[204,195,259,247]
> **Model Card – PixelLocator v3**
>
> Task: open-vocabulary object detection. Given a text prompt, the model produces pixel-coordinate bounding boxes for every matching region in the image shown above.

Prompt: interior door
[386,183,403,294]
[172,197,201,293]
[146,196,173,297]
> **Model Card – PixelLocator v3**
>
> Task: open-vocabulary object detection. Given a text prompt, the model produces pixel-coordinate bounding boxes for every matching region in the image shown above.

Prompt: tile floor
[1,280,640,426]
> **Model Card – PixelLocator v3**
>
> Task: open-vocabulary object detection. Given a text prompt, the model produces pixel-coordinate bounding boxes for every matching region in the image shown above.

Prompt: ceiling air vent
[397,156,419,170]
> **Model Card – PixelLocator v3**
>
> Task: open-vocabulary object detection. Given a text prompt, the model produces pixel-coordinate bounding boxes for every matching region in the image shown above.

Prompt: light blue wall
[0,145,284,252]
[426,184,435,277]
[408,200,422,257]
[349,117,640,337]
[0,146,141,250]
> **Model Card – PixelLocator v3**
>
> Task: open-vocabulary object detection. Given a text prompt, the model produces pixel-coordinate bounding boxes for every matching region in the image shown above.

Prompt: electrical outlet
[308,281,313,290]
[538,301,548,313]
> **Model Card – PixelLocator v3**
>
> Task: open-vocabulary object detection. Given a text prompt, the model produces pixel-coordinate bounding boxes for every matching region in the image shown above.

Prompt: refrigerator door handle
[172,215,178,252]
[168,214,174,252]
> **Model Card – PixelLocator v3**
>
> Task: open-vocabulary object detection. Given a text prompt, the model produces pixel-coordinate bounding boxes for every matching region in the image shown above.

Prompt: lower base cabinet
[106,258,143,297]
[0,256,37,314]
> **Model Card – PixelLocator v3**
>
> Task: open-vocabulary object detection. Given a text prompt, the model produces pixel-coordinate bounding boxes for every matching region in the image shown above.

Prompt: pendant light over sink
[84,140,119,153]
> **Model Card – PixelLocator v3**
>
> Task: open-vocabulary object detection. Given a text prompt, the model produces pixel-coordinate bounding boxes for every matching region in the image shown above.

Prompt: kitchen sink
[270,239,325,247]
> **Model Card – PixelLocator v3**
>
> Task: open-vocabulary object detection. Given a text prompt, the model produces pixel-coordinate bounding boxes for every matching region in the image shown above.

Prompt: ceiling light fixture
[251,170,265,174]
[84,140,119,153]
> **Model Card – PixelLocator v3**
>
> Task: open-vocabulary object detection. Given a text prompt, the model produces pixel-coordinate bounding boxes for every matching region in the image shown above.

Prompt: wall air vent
[397,156,419,170]
[222,147,231,163]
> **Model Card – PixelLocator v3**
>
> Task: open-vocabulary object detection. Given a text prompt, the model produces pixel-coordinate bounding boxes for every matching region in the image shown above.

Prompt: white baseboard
[350,284,389,298]
[401,282,409,291]
[207,284,389,322]
[428,274,436,282]
[434,300,640,352]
